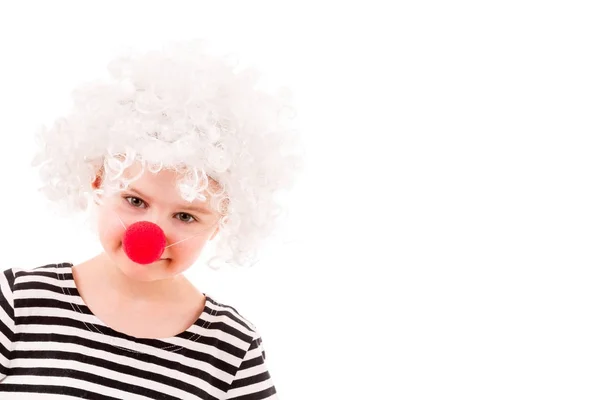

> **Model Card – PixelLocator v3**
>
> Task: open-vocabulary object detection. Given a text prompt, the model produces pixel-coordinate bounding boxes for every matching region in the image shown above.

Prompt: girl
[0,39,302,399]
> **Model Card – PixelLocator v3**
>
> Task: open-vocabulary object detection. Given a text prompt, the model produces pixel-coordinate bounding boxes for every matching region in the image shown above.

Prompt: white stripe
[225,378,276,399]
[0,301,14,326]
[18,271,76,289]
[0,393,67,399]
[233,361,271,380]
[17,265,71,275]
[16,306,98,325]
[0,351,9,371]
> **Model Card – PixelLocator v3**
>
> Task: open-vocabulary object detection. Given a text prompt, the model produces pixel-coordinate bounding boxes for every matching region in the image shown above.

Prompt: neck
[89,252,192,305]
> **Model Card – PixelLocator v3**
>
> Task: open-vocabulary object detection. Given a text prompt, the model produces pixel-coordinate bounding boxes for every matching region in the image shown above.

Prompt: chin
[116,254,170,279]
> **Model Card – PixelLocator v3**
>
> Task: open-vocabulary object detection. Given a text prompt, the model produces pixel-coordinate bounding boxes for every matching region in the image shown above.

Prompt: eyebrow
[126,187,214,215]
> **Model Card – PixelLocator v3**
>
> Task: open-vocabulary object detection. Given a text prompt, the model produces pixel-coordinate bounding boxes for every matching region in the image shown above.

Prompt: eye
[124,196,147,208]
[175,212,197,224]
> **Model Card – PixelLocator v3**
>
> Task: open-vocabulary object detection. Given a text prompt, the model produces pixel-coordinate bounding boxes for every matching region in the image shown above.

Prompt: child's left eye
[175,213,197,224]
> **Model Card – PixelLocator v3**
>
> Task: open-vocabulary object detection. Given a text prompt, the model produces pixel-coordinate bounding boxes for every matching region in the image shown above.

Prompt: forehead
[120,161,220,201]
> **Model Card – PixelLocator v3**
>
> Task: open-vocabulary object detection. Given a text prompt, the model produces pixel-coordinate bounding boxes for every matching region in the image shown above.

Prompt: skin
[72,160,225,339]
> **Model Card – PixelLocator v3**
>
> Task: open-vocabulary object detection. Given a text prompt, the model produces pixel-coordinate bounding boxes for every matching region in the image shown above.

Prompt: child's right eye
[124,196,147,208]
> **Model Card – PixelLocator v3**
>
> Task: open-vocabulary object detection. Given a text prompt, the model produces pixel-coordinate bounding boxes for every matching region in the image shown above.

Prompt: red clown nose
[122,221,167,264]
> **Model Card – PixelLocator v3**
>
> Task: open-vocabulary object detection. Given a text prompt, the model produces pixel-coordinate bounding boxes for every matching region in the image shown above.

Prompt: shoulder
[4,262,72,291]
[202,295,262,340]
[0,263,70,312]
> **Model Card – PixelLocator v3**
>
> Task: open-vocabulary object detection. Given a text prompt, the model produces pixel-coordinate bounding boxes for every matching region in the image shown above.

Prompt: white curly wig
[31,39,304,269]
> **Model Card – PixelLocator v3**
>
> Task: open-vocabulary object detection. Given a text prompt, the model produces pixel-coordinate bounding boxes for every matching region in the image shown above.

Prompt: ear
[91,165,105,190]
[92,174,102,190]
[91,167,105,205]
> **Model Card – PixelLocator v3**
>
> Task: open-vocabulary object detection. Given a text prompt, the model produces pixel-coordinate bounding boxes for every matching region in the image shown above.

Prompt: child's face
[93,161,222,282]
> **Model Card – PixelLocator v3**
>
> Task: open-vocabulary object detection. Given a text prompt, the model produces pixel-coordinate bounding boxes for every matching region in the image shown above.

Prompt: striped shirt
[0,263,278,399]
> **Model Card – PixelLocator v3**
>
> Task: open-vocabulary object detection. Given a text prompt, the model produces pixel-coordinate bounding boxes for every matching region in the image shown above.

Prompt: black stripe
[0,319,13,347]
[3,268,16,291]
[0,332,11,359]
[240,354,266,371]
[16,332,237,384]
[250,337,261,351]
[16,297,93,315]
[2,367,191,400]
[227,385,277,400]
[1,269,15,322]
[229,370,273,390]
[0,269,15,348]
[15,270,65,280]
[0,383,121,400]
[192,319,253,343]
[210,308,254,333]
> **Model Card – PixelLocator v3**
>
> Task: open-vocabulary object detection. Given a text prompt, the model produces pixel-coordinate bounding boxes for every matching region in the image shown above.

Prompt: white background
[1,1,599,399]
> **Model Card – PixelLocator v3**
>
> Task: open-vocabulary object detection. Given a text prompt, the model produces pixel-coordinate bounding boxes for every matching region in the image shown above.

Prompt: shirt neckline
[56,262,215,354]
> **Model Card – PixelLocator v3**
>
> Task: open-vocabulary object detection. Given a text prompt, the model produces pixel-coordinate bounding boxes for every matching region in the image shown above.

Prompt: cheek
[96,208,126,247]
[168,235,210,261]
